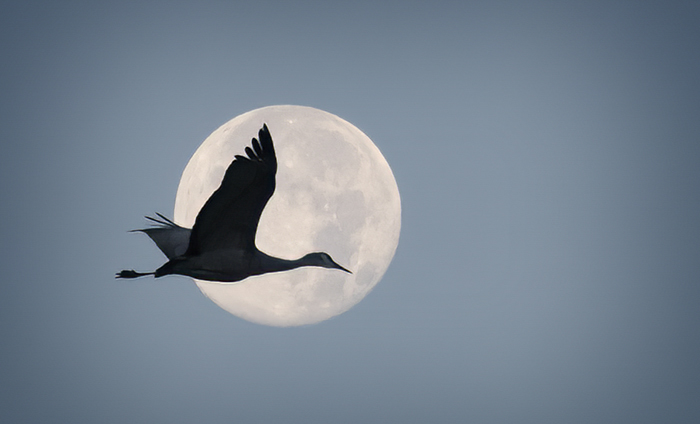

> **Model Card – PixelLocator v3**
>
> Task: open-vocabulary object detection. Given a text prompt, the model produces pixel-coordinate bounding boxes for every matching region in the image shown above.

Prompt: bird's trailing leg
[116,270,155,279]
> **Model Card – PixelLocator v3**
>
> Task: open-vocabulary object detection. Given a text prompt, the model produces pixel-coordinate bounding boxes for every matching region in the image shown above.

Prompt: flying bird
[117,124,350,282]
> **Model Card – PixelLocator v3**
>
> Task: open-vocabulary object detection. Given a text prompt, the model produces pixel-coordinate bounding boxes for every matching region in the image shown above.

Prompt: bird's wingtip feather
[245,146,256,160]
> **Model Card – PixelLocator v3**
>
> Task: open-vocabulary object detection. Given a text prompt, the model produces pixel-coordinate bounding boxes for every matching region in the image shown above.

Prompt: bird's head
[303,252,351,274]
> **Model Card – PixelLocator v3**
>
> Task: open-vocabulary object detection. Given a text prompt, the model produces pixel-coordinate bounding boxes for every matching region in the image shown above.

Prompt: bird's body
[117,124,350,282]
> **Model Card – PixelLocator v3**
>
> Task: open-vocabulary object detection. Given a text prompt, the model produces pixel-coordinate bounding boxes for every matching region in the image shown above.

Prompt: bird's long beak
[333,260,352,274]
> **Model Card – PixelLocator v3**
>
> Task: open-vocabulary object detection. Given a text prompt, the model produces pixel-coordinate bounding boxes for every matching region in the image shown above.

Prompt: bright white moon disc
[173,105,401,326]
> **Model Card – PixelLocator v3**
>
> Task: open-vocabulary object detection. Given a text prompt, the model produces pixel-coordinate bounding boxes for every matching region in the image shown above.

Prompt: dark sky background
[2,1,699,423]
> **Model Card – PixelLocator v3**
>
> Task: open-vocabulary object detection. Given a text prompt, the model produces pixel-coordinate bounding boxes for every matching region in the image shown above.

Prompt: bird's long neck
[255,252,307,275]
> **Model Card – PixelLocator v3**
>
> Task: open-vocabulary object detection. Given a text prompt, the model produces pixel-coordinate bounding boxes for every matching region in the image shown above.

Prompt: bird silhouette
[117,124,350,282]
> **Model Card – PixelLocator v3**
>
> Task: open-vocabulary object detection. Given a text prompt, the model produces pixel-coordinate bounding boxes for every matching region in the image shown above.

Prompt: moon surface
[173,105,401,326]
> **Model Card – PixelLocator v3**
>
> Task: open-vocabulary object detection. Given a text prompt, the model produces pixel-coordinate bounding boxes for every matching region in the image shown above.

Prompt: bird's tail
[130,213,191,260]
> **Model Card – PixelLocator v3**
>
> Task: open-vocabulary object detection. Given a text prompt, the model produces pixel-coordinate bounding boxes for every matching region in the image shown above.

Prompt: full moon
[173,105,401,326]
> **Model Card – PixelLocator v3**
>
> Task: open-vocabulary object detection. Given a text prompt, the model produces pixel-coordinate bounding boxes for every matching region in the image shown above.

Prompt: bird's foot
[116,269,148,279]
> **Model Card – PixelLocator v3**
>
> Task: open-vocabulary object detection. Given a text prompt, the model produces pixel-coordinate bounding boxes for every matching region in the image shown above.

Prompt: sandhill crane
[117,124,350,282]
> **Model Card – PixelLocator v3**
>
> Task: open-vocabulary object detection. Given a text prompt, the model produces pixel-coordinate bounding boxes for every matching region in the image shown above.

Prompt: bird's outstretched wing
[186,124,277,255]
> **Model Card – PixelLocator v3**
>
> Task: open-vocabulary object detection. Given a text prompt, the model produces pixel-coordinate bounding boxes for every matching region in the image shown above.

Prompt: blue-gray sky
[1,1,699,423]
